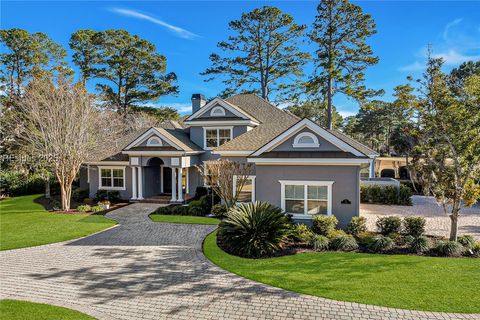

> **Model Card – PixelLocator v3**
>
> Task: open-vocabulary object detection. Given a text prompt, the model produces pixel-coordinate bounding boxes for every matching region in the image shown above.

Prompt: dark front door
[163,167,172,193]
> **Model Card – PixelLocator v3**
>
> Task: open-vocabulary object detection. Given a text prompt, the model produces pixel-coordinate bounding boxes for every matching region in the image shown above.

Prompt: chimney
[191,93,206,114]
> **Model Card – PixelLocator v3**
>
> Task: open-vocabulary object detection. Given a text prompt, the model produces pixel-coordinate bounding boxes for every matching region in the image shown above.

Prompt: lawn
[204,231,480,313]
[150,214,220,225]
[0,299,94,320]
[0,194,116,251]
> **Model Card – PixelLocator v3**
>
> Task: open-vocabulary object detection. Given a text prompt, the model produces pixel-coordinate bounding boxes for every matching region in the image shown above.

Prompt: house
[81,94,378,226]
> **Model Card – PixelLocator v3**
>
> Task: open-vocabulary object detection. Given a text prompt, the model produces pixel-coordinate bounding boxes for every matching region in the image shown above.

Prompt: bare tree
[16,76,122,210]
[196,159,253,208]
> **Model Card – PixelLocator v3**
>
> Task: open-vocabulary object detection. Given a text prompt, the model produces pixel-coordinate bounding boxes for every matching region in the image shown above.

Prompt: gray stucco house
[81,93,377,226]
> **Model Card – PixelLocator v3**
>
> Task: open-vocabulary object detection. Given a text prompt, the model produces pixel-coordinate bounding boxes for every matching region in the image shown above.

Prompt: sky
[2,1,480,117]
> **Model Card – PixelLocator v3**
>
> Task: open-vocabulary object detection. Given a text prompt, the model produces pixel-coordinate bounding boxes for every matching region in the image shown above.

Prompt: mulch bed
[51,203,130,215]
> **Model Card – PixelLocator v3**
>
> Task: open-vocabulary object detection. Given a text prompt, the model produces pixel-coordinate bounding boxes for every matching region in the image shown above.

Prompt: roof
[86,129,146,162]
[327,129,378,157]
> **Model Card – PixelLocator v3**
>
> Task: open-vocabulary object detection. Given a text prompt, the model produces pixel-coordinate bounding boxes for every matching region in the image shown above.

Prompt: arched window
[147,136,163,146]
[293,132,319,148]
[210,106,226,117]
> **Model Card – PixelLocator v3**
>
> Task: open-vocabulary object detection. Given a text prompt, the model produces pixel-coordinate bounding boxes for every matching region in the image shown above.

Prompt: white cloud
[338,111,356,118]
[442,18,463,42]
[398,61,425,72]
[110,8,199,40]
[433,49,480,65]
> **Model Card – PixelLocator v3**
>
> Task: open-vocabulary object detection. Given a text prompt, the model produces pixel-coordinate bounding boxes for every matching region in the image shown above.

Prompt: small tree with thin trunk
[196,159,253,209]
[16,76,122,210]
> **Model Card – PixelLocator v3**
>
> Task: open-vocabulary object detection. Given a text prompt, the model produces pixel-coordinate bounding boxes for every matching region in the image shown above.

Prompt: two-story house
[81,93,377,226]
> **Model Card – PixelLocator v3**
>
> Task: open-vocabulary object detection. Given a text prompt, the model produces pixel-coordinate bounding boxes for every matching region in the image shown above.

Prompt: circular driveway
[1,203,478,320]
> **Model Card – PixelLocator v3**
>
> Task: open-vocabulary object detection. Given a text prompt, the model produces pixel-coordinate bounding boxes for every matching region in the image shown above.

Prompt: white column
[369,159,375,178]
[185,167,189,194]
[177,167,183,202]
[137,166,144,200]
[171,167,177,202]
[160,165,164,193]
[131,167,137,200]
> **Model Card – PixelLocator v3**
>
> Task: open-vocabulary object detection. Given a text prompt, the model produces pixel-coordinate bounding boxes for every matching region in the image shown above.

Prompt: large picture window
[204,127,232,149]
[99,167,125,190]
[280,180,333,216]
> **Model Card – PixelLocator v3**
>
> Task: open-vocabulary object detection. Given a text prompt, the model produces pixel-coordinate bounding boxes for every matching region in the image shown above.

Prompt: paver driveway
[1,204,478,320]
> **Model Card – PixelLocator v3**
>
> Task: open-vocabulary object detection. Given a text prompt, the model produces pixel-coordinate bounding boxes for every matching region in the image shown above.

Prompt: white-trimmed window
[204,127,232,149]
[292,132,320,148]
[146,136,163,146]
[210,106,226,117]
[280,180,333,216]
[99,167,126,190]
[233,175,255,203]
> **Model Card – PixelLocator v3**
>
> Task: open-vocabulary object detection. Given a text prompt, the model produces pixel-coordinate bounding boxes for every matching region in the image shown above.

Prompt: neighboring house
[81,94,378,226]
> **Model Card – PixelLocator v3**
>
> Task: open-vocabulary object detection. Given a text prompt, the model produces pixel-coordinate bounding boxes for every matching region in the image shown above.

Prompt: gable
[123,128,183,151]
[251,118,366,158]
[185,97,260,125]
[136,133,174,148]
[194,103,243,120]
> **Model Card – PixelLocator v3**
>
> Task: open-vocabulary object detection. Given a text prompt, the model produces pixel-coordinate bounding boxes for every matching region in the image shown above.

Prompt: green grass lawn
[204,231,480,313]
[0,194,116,251]
[150,214,220,225]
[0,299,94,320]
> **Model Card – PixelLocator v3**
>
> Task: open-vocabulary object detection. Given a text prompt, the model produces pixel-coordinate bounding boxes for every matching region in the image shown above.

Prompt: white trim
[122,151,203,156]
[146,136,163,146]
[293,132,320,148]
[247,158,370,165]
[85,161,129,165]
[177,167,183,202]
[160,165,164,193]
[98,166,126,191]
[184,120,259,126]
[203,126,233,150]
[137,166,144,200]
[210,106,226,117]
[87,164,90,183]
[251,118,365,157]
[185,167,189,194]
[211,150,253,156]
[186,97,257,122]
[131,166,137,200]
[279,180,334,216]
[124,128,182,151]
[233,175,256,204]
[171,167,177,202]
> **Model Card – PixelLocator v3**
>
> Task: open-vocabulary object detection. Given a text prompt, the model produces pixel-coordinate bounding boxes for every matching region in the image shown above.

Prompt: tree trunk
[327,76,333,130]
[44,178,51,199]
[449,207,459,241]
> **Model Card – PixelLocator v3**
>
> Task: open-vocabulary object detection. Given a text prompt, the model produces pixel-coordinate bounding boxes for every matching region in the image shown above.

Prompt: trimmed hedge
[361,184,412,205]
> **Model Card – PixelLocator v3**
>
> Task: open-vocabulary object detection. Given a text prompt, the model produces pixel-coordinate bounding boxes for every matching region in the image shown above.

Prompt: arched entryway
[144,157,166,197]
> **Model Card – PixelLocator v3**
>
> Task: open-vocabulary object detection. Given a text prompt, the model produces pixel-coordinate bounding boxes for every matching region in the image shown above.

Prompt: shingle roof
[87,129,146,162]
[327,129,378,157]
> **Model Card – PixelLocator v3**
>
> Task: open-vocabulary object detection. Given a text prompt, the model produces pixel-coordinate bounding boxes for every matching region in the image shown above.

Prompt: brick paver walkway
[1,203,478,320]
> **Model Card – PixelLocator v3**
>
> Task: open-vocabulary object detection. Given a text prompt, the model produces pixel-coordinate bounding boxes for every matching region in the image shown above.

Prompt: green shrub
[218,202,290,258]
[435,240,463,257]
[406,235,429,254]
[383,186,398,204]
[199,195,213,212]
[72,188,89,203]
[194,186,209,199]
[312,235,329,251]
[77,204,91,213]
[390,232,407,246]
[403,216,426,237]
[360,184,412,205]
[470,242,480,258]
[327,229,347,240]
[156,206,173,215]
[188,206,205,216]
[376,216,402,235]
[366,235,394,253]
[172,205,189,215]
[211,204,227,218]
[360,185,369,202]
[312,215,338,236]
[345,216,367,236]
[356,231,376,246]
[457,235,475,249]
[289,224,315,245]
[329,234,358,251]
[0,170,49,196]
[49,199,61,210]
[398,185,413,205]
[95,190,120,203]
[188,200,202,208]
[90,205,104,213]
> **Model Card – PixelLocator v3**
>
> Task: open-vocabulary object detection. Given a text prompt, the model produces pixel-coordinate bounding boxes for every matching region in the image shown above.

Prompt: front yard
[0,299,94,320]
[204,231,480,313]
[0,195,116,251]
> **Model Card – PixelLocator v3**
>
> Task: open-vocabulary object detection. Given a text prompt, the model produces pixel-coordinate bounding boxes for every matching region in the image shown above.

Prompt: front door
[163,167,172,193]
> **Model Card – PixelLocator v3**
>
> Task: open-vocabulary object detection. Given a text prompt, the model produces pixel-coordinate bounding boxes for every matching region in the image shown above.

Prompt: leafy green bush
[289,224,315,245]
[312,215,338,236]
[327,229,347,240]
[212,204,227,218]
[77,204,91,213]
[312,235,329,251]
[156,206,173,215]
[360,184,412,205]
[457,235,475,249]
[345,216,367,236]
[470,242,480,258]
[329,234,358,251]
[49,199,61,210]
[390,232,407,246]
[218,202,290,258]
[356,231,376,246]
[406,235,429,254]
[72,188,89,203]
[95,190,120,203]
[398,185,413,205]
[188,206,205,216]
[172,205,190,215]
[90,205,104,213]
[194,186,209,199]
[366,235,394,253]
[434,240,463,257]
[0,170,48,196]
[403,216,426,237]
[383,186,398,204]
[376,216,402,235]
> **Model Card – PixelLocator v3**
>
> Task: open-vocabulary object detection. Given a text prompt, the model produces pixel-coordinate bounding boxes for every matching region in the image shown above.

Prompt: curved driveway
[1,203,478,320]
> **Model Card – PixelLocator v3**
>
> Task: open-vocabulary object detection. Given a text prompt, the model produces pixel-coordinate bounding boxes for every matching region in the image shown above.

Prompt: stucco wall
[189,125,248,151]
[255,165,360,227]
[89,165,133,200]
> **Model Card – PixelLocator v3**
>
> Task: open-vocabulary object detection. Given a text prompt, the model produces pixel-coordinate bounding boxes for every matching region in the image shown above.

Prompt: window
[293,132,320,148]
[146,136,162,146]
[204,127,232,149]
[99,167,125,190]
[280,180,333,216]
[233,175,255,203]
[210,106,226,117]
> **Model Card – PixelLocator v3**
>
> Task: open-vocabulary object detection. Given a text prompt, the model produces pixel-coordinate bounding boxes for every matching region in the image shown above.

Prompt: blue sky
[2,1,479,117]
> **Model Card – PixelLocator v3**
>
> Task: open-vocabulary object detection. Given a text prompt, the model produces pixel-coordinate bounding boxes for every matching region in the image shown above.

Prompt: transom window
[146,136,162,146]
[99,167,125,190]
[204,127,232,149]
[210,106,226,117]
[280,181,333,216]
[293,132,320,148]
[233,175,256,203]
